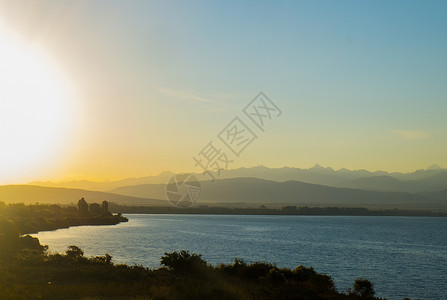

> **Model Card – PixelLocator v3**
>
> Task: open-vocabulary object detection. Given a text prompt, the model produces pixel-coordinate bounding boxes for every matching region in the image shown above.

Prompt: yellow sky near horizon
[1,1,446,185]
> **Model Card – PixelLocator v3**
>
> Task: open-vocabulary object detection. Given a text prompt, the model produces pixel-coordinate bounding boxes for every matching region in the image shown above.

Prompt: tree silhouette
[66,245,84,259]
[77,198,89,216]
[161,250,207,274]
[353,278,375,297]
[0,217,20,259]
[101,201,110,216]
[89,203,102,216]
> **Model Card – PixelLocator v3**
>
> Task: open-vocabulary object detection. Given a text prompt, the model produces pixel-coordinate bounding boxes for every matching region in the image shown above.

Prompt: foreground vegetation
[0,241,381,300]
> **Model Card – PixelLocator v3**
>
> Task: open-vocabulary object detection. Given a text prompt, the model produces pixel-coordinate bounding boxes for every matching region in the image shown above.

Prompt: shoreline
[21,214,129,235]
[1,202,129,235]
[110,204,447,217]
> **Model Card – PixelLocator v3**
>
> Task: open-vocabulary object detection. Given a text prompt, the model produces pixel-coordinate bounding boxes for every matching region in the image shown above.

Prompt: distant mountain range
[30,164,447,193]
[110,177,447,211]
[0,165,444,212]
[29,171,175,191]
[211,164,447,193]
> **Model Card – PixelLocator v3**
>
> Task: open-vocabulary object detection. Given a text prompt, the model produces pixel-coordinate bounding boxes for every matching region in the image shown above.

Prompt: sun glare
[0,24,76,184]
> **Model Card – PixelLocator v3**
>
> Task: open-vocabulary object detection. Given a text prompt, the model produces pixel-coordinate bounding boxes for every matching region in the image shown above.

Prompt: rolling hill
[110,177,447,211]
[0,185,166,206]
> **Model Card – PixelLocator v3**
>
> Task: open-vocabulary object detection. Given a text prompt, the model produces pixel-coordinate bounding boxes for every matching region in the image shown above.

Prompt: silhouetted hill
[346,172,447,193]
[214,166,447,193]
[405,172,447,192]
[0,185,166,206]
[420,189,447,201]
[110,177,447,211]
[29,171,175,191]
[347,176,404,192]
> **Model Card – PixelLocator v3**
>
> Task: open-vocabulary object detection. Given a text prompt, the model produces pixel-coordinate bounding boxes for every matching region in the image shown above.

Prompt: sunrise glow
[0,24,76,183]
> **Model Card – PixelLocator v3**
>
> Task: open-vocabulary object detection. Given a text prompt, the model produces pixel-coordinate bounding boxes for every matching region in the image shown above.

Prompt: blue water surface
[34,215,447,299]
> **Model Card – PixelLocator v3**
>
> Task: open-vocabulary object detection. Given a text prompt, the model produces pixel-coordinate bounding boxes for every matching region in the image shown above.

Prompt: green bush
[66,245,85,260]
[353,278,375,297]
[292,265,316,281]
[160,250,207,275]
[237,261,276,280]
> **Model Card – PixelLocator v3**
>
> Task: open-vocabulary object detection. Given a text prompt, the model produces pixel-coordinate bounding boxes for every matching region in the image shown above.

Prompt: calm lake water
[33,214,447,300]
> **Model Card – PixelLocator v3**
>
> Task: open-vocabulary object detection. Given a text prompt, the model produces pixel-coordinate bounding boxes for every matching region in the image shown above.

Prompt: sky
[0,0,446,184]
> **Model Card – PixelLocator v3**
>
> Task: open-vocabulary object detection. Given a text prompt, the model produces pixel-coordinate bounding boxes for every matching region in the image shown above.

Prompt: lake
[33,214,447,300]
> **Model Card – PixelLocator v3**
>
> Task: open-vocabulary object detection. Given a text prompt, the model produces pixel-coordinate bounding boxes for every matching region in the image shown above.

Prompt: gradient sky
[0,0,446,184]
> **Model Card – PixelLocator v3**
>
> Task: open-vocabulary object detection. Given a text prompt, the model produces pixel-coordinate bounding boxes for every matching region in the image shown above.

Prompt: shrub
[19,235,47,252]
[66,245,84,260]
[292,265,316,281]
[265,267,285,284]
[0,217,20,259]
[160,250,207,274]
[92,253,113,265]
[353,278,375,297]
[238,262,276,280]
[89,203,103,216]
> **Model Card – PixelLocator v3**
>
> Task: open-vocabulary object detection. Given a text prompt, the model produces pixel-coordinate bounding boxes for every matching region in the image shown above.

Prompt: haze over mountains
[30,171,176,192]
[0,165,440,212]
[30,164,447,193]
[110,177,446,211]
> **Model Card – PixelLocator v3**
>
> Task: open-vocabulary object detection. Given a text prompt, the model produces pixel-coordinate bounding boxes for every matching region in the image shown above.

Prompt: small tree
[19,235,48,253]
[161,250,207,274]
[77,198,89,216]
[66,245,84,259]
[93,253,112,264]
[0,217,20,259]
[89,203,102,216]
[101,201,110,216]
[353,278,375,297]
